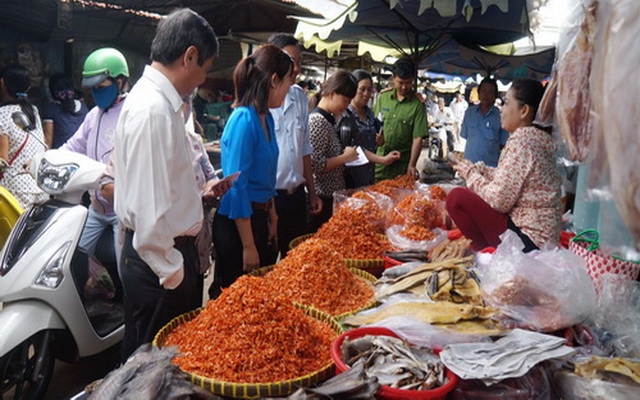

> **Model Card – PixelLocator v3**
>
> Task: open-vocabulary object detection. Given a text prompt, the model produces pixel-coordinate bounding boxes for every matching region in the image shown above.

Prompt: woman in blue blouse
[210,45,294,298]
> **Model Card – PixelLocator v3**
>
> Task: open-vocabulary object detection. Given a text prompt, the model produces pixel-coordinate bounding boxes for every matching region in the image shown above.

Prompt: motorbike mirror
[11,111,49,150]
[11,111,33,131]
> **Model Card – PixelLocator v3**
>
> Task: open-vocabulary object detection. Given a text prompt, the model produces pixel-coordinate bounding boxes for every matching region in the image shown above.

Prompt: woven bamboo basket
[153,303,344,399]
[289,233,386,277]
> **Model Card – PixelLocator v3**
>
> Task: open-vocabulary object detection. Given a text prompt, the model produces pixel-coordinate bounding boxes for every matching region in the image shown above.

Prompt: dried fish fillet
[342,301,496,327]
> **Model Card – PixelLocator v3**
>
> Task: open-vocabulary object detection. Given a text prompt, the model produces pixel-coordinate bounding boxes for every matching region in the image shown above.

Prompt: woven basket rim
[153,303,345,399]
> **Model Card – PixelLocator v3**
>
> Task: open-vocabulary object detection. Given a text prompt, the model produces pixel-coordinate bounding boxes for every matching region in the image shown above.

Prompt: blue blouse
[218,106,279,219]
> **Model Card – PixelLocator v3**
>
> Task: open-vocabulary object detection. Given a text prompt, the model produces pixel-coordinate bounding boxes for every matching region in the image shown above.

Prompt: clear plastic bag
[365,315,492,350]
[477,230,597,332]
[590,274,640,358]
[333,188,393,233]
[555,370,640,400]
[385,225,447,251]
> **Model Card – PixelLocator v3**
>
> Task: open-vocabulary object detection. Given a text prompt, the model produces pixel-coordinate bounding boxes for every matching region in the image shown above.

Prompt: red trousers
[445,187,508,251]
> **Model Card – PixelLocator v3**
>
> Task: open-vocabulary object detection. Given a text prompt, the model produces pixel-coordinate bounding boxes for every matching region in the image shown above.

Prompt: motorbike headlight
[37,158,79,195]
[35,241,71,288]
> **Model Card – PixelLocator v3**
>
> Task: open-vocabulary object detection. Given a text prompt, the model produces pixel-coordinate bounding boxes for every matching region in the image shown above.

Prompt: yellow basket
[153,303,344,399]
[0,187,23,249]
[289,233,386,277]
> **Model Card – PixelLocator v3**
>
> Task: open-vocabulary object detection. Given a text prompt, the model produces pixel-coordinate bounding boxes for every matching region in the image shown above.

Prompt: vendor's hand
[342,146,358,163]
[308,192,323,215]
[382,150,401,165]
[242,246,260,272]
[453,159,474,179]
[407,165,419,180]
[375,130,385,147]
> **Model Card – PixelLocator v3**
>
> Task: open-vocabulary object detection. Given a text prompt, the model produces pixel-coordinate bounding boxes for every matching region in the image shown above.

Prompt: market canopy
[293,0,555,80]
[0,0,319,56]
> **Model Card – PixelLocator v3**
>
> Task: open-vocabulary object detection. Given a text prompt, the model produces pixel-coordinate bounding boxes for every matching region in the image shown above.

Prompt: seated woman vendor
[446,78,562,253]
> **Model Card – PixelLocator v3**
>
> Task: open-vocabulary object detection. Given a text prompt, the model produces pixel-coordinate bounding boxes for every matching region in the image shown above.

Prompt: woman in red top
[446,79,562,252]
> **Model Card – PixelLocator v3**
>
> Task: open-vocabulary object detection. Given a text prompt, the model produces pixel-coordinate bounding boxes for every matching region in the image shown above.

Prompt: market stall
[83,0,640,398]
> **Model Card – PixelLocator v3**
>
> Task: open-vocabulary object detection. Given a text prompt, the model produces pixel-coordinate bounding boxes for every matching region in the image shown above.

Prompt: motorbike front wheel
[0,331,54,400]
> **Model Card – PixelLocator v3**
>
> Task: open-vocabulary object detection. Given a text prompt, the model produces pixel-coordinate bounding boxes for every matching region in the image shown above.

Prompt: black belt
[276,184,304,196]
[251,198,274,212]
[125,228,194,247]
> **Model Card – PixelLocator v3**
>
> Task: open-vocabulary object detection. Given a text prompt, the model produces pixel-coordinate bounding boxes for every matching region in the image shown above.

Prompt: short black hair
[150,8,219,66]
[392,57,415,79]
[267,33,300,50]
[478,77,499,98]
[352,69,372,83]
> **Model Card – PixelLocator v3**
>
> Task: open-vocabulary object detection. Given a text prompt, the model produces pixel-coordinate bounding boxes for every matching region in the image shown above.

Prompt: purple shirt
[61,99,124,215]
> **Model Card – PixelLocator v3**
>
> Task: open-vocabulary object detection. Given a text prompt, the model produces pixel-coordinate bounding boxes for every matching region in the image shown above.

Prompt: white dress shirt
[114,65,202,289]
[270,84,312,190]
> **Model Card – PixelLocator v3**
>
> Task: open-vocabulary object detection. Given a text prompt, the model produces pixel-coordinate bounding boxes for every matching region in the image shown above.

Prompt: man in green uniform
[373,58,427,181]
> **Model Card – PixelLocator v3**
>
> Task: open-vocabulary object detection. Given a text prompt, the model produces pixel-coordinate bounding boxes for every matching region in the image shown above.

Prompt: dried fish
[87,344,218,400]
[341,334,448,392]
[376,257,483,305]
[342,301,497,327]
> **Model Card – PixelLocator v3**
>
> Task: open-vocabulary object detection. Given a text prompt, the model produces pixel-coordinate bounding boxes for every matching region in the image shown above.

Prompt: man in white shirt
[267,33,322,261]
[450,92,468,143]
[114,8,220,360]
[431,97,455,153]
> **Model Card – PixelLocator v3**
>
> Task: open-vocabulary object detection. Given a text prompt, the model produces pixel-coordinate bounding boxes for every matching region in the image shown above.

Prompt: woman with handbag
[0,64,48,208]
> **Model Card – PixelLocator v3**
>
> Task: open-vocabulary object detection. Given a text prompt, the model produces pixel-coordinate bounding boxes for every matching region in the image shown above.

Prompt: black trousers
[446,129,455,152]
[209,209,275,299]
[119,229,198,361]
[274,184,307,259]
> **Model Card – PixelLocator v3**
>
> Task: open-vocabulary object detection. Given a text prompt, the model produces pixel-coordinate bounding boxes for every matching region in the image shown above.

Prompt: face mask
[91,83,119,110]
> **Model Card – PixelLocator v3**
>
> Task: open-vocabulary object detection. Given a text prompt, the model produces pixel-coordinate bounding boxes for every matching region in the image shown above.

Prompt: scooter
[0,149,123,400]
[428,124,446,161]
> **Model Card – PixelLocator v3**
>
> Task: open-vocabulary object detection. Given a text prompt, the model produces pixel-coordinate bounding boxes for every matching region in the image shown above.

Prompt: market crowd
[0,7,564,361]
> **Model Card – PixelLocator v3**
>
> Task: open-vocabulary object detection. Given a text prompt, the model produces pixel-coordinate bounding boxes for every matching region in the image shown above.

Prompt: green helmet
[81,48,129,88]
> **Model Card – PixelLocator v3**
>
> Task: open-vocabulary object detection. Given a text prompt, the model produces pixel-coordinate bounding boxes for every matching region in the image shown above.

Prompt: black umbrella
[294,0,553,80]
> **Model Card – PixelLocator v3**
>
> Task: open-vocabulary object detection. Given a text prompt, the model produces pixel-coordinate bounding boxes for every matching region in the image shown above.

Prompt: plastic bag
[333,188,393,233]
[85,257,115,300]
[383,190,448,250]
[386,225,447,252]
[590,274,640,358]
[365,316,491,350]
[477,230,596,332]
[452,363,557,400]
[588,0,640,251]
[554,370,640,400]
